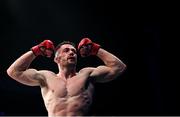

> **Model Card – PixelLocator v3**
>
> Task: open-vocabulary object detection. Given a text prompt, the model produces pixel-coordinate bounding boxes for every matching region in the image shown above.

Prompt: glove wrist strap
[92,43,101,55]
[31,45,41,56]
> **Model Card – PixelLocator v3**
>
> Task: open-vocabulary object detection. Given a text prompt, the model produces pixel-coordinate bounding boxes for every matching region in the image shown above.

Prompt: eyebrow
[63,47,77,52]
[63,47,76,50]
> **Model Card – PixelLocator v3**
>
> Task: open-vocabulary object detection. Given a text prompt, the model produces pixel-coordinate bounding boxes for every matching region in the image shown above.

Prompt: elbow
[122,63,127,71]
[7,67,19,79]
[7,67,14,78]
[117,62,127,75]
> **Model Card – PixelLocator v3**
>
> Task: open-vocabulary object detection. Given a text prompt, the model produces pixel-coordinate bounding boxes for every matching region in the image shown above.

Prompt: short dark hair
[55,41,76,52]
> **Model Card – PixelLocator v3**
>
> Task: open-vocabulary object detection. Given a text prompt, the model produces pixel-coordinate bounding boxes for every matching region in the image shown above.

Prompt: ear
[54,56,59,63]
[54,52,60,63]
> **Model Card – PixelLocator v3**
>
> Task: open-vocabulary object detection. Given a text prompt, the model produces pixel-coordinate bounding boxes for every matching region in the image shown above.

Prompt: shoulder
[38,70,55,74]
[79,67,96,73]
[36,70,56,87]
[37,70,56,78]
[78,67,97,83]
[78,67,97,78]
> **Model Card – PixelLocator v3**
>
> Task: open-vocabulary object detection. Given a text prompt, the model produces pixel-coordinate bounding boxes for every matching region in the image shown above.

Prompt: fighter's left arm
[90,48,126,83]
[78,38,126,83]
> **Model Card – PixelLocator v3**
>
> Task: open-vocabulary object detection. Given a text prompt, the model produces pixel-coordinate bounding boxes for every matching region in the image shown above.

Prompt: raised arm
[78,38,126,83]
[7,40,55,86]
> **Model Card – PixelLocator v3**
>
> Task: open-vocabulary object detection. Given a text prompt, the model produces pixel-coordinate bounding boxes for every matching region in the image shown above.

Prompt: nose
[69,50,75,56]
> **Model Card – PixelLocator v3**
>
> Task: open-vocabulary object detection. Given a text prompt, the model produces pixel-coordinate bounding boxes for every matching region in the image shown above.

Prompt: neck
[57,64,76,79]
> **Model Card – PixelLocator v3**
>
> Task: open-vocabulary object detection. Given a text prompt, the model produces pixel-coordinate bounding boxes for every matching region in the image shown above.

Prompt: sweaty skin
[40,70,94,116]
[7,43,126,116]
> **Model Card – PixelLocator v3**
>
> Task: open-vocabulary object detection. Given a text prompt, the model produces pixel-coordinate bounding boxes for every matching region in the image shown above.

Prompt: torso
[40,69,94,116]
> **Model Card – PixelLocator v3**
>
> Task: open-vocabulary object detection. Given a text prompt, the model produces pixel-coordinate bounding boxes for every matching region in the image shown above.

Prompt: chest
[46,75,94,97]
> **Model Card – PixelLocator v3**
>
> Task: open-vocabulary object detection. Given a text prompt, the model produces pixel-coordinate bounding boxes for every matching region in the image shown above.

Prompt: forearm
[97,48,126,71]
[7,51,36,74]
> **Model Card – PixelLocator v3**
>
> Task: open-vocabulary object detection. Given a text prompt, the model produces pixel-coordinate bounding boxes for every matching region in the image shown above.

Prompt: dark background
[0,0,172,116]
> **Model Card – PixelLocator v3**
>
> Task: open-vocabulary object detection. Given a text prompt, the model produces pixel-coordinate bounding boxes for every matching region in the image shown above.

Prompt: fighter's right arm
[7,51,44,86]
[7,40,55,86]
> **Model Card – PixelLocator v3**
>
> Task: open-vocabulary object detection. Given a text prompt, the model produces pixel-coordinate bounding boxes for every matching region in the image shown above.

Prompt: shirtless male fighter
[7,38,126,116]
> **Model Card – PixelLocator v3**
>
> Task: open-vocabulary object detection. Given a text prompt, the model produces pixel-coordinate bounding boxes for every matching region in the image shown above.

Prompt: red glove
[78,38,100,57]
[31,40,55,57]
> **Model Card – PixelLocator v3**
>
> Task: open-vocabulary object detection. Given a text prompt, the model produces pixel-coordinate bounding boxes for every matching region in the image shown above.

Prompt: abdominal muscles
[44,85,94,116]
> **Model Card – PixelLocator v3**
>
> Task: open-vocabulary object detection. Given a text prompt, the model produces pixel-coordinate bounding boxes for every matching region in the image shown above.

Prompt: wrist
[91,43,101,55]
[31,45,42,56]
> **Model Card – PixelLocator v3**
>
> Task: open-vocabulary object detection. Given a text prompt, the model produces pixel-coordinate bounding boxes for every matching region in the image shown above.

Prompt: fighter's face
[55,44,77,66]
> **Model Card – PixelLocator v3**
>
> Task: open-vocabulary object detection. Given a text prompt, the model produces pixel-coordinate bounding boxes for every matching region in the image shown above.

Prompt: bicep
[11,69,45,86]
[90,66,119,83]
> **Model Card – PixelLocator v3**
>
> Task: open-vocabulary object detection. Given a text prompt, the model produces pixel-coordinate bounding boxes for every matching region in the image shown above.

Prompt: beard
[60,59,77,68]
